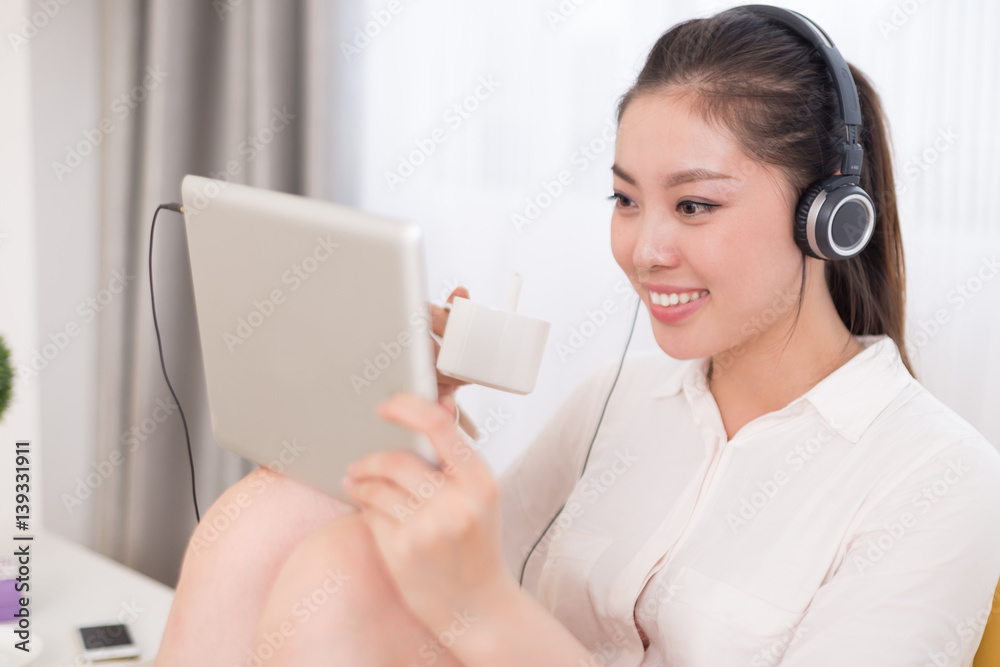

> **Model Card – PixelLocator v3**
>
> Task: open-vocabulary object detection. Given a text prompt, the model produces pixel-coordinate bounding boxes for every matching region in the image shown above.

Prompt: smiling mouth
[649,290,709,307]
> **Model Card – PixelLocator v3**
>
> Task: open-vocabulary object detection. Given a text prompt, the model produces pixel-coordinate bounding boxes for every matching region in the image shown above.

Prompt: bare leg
[155,467,356,667]
[246,511,466,667]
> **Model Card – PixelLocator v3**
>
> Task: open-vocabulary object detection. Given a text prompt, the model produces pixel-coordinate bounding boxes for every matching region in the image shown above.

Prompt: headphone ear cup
[795,177,876,260]
[795,181,827,260]
[827,184,876,258]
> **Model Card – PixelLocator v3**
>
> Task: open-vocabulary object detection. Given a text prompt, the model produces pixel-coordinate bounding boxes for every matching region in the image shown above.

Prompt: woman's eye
[607,192,634,209]
[677,200,719,217]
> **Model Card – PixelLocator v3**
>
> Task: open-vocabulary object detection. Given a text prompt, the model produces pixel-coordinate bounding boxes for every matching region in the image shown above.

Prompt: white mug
[436,296,550,395]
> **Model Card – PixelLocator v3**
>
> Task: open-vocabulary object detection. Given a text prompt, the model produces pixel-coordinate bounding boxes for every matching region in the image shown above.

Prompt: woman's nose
[633,212,680,271]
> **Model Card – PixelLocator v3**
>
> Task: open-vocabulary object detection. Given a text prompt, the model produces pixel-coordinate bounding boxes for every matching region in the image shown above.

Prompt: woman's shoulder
[865,375,1000,492]
[877,373,994,447]
[840,335,997,461]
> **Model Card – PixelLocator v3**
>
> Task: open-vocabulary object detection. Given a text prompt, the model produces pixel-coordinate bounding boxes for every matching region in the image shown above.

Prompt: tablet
[181,175,439,505]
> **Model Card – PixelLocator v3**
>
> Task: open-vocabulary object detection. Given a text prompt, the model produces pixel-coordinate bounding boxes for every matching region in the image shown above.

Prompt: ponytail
[826,65,913,376]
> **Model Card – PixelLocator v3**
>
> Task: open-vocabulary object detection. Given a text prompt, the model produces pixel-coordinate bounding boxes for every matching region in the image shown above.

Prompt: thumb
[439,390,457,420]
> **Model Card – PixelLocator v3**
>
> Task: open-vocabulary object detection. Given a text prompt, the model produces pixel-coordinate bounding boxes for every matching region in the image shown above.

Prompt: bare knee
[182,467,356,569]
[250,512,386,625]
[249,513,464,667]
[157,469,358,667]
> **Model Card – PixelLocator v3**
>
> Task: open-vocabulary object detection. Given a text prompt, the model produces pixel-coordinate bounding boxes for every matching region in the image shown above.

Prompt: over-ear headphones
[742,5,876,261]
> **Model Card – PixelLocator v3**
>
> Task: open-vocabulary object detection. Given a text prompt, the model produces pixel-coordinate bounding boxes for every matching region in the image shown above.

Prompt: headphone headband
[740,5,864,177]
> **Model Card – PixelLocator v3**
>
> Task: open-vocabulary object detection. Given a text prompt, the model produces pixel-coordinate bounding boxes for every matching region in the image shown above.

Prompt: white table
[0,530,174,666]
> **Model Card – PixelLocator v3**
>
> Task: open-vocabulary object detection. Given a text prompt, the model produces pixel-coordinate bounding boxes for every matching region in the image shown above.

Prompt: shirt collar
[651,334,913,443]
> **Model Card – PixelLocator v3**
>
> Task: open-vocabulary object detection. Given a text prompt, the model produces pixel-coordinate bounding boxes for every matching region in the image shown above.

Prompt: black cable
[148,203,201,523]
[519,293,642,587]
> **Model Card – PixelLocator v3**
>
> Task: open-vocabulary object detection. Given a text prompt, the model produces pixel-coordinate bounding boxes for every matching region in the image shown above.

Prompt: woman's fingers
[377,393,489,486]
[429,287,472,393]
[346,390,508,636]
[344,478,409,522]
[430,286,469,339]
[429,303,448,340]
[345,448,445,502]
[438,390,457,420]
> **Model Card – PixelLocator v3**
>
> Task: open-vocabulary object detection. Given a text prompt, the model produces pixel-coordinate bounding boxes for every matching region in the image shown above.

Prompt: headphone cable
[148,203,201,523]
[518,292,641,587]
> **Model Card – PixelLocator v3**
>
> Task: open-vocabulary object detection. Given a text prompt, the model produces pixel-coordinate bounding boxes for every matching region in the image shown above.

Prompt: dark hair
[615,7,914,378]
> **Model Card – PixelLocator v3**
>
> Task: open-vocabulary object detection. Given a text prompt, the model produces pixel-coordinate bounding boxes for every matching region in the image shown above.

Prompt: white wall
[21,0,101,545]
[350,0,1000,472]
[0,0,43,533]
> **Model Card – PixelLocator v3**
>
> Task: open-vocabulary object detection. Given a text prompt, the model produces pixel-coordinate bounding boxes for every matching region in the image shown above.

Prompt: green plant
[0,335,12,421]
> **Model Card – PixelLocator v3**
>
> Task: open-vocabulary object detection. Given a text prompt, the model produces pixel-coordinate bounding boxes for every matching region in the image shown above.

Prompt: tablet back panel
[181,175,438,502]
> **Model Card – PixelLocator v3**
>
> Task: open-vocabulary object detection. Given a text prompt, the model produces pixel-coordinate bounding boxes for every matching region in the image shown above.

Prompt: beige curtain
[92,0,359,586]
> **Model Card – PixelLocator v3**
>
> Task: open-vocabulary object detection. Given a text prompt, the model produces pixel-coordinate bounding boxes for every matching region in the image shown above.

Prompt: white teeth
[650,290,708,307]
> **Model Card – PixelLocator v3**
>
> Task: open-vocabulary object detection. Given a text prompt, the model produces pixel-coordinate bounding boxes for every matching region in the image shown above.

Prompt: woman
[155,6,1000,666]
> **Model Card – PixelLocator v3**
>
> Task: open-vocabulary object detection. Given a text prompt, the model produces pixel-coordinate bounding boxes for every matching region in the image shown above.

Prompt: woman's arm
[449,575,596,667]
[344,393,600,666]
[778,436,1000,666]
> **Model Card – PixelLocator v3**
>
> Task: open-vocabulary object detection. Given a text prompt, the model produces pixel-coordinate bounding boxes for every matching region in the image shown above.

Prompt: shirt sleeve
[778,436,1000,667]
[497,359,622,586]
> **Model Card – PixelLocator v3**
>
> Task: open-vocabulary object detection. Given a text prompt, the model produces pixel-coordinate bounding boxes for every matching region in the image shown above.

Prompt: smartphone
[76,623,142,661]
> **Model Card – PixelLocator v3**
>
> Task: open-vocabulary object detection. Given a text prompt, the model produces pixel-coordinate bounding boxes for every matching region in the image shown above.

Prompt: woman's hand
[428,286,471,420]
[341,392,518,637]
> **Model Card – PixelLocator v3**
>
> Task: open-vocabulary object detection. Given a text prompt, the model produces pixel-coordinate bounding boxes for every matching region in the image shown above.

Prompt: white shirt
[499,334,1000,666]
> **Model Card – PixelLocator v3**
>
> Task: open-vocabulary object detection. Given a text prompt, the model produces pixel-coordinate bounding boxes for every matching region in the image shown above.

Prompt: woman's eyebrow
[611,164,737,188]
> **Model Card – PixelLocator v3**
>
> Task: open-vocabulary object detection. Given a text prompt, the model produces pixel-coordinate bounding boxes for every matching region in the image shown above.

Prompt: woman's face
[610,90,808,362]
